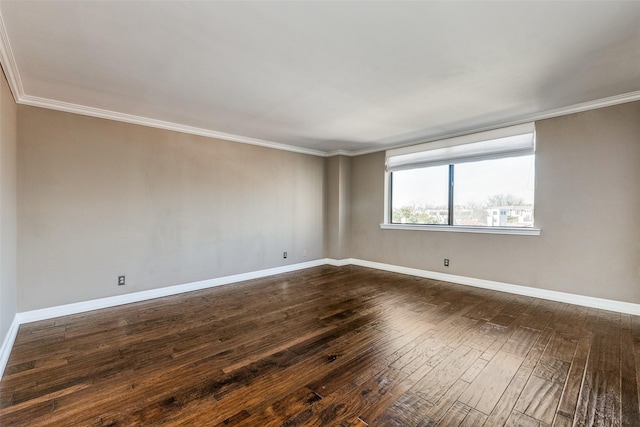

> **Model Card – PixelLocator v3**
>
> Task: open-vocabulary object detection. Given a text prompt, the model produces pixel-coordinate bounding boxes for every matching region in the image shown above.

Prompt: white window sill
[380,223,541,236]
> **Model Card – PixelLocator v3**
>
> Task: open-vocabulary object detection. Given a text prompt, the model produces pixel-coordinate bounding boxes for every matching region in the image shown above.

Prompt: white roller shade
[386,123,535,172]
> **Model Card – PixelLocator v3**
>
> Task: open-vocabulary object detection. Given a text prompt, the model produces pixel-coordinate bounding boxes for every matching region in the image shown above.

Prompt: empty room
[1,2,640,426]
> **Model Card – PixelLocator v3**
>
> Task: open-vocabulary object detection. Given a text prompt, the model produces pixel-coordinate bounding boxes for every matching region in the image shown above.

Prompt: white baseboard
[1,259,328,379]
[346,258,640,316]
[17,259,328,325]
[0,316,20,379]
[326,258,351,267]
[3,257,640,380]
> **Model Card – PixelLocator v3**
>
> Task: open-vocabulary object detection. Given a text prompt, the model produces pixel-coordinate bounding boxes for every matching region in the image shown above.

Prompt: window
[385,123,537,233]
[391,165,449,224]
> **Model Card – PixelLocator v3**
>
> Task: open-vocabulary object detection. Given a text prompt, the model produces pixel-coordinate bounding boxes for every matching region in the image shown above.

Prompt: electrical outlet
[118,275,126,286]
[303,249,307,257]
[444,259,450,267]
[283,251,288,259]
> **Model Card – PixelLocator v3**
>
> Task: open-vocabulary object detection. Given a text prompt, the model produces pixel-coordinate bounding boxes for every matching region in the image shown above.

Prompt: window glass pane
[391,166,449,224]
[453,155,535,227]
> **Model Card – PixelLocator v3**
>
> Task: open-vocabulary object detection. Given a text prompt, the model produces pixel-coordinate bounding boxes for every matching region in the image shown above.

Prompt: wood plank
[459,358,488,383]
[481,322,522,362]
[460,407,488,426]
[554,335,590,421]
[620,313,640,426]
[357,363,432,424]
[458,350,524,415]
[631,313,640,421]
[505,411,540,427]
[553,413,573,427]
[484,365,533,426]
[0,265,637,426]
[316,366,409,425]
[436,400,470,426]
[573,310,621,426]
[458,321,507,352]
[522,327,554,370]
[514,374,563,424]
[423,379,470,422]
[231,387,322,427]
[532,356,570,385]
[410,346,481,404]
[502,326,541,358]
[372,393,434,426]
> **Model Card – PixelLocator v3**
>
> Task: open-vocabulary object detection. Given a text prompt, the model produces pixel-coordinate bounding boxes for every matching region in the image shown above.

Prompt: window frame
[382,124,541,236]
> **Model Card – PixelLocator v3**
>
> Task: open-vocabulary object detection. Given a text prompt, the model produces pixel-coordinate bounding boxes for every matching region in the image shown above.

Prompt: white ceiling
[1,1,639,155]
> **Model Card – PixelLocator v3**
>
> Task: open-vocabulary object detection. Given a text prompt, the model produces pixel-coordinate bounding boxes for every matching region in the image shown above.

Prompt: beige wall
[10,96,640,314]
[325,155,351,259]
[350,101,640,303]
[0,69,17,343]
[17,106,325,311]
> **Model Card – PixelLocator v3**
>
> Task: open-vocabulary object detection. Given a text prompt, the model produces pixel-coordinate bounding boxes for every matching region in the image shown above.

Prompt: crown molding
[1,3,638,159]
[325,149,355,157]
[0,7,24,100]
[20,89,640,159]
[0,8,327,157]
[349,89,640,157]
[18,95,328,157]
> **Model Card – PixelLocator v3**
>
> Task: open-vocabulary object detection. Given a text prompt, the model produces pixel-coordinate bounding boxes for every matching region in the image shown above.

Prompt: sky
[392,155,535,208]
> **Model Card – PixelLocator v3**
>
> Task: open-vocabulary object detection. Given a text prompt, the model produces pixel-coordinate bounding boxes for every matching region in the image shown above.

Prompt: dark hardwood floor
[1,265,638,426]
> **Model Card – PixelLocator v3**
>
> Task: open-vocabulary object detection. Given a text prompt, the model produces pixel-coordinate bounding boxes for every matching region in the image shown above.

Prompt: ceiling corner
[0,7,24,102]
